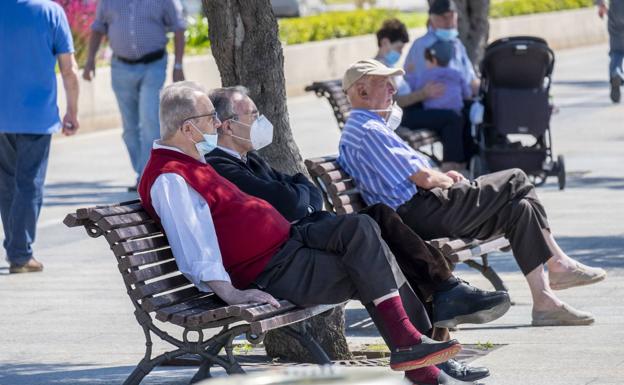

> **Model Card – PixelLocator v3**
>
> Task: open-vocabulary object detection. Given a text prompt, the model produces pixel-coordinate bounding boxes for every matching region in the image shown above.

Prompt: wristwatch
[173,63,183,70]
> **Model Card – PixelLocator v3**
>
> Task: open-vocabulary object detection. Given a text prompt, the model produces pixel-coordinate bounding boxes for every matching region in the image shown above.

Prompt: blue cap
[427,40,455,67]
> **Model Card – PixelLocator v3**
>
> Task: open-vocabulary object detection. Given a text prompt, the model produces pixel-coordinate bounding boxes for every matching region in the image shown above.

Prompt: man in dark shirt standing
[204,86,512,383]
[83,0,187,189]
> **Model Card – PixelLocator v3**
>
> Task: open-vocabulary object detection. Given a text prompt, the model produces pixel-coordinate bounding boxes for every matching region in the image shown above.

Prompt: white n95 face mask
[371,103,403,131]
[231,115,274,151]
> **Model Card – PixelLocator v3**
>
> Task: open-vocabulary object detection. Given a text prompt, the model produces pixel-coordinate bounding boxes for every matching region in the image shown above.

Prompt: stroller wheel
[469,154,484,180]
[557,155,566,190]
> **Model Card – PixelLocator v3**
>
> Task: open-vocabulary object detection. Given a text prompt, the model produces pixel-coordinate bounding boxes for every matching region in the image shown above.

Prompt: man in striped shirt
[338,59,606,328]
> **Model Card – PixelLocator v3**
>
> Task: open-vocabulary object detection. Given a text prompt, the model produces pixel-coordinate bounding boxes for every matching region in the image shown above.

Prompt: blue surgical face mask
[190,122,218,158]
[383,49,401,67]
[434,28,459,41]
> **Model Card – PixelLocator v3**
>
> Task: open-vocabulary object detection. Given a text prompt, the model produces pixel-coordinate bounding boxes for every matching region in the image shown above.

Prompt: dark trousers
[254,214,432,334]
[397,168,552,276]
[0,133,51,265]
[401,105,466,163]
[359,203,453,301]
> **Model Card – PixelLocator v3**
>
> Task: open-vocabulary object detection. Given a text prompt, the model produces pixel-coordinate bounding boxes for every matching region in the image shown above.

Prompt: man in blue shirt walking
[0,0,80,273]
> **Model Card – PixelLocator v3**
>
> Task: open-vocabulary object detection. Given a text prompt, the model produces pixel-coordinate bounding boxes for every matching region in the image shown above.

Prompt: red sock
[405,366,441,384]
[376,295,423,348]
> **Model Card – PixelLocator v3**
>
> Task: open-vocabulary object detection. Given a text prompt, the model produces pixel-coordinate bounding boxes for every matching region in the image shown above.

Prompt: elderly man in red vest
[137,81,479,385]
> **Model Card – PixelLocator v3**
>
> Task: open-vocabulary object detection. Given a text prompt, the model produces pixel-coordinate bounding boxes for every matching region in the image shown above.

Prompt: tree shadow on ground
[552,80,609,88]
[0,362,203,385]
[43,180,138,207]
[463,235,624,274]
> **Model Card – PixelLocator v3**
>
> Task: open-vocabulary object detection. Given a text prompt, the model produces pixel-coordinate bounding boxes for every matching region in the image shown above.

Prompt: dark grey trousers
[397,168,552,275]
[254,214,432,334]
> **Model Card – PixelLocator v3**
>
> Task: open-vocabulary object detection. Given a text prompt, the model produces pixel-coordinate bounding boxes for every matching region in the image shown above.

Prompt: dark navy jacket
[205,148,325,222]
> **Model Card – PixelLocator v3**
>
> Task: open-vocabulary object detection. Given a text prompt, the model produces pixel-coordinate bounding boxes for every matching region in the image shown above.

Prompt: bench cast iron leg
[282,321,332,365]
[463,255,509,292]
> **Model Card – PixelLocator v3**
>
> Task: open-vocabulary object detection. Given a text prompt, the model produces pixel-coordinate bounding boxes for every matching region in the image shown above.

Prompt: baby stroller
[469,36,566,190]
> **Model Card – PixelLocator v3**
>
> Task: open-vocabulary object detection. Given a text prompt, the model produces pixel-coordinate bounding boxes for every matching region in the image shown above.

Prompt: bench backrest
[304,156,366,215]
[64,201,300,328]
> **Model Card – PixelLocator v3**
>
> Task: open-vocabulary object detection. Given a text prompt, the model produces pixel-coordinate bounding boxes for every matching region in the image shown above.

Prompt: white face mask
[190,122,218,158]
[230,115,274,151]
[371,103,403,131]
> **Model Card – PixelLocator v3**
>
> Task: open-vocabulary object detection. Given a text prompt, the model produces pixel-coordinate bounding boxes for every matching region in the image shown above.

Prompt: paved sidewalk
[0,43,623,384]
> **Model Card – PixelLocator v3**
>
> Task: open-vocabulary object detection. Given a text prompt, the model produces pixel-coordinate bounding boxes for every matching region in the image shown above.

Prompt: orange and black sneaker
[390,336,462,372]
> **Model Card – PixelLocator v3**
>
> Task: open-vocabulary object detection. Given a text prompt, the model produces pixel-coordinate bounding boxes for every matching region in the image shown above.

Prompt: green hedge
[489,0,594,18]
[184,1,594,51]
[278,9,427,45]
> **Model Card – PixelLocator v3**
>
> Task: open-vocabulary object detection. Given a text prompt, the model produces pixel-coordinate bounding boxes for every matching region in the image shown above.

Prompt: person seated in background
[374,18,466,172]
[138,81,477,385]
[402,0,480,169]
[337,59,607,328]
[203,86,512,383]
[411,40,473,171]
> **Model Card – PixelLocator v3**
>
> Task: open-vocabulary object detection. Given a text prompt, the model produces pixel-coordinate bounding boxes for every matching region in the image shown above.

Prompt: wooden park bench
[305,79,441,163]
[64,200,338,385]
[304,155,511,293]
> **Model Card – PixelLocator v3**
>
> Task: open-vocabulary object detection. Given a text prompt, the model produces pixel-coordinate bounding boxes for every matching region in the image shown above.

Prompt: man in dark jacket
[204,86,510,383]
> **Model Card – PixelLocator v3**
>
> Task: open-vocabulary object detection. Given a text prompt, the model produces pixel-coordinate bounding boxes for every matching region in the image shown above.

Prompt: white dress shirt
[150,141,231,292]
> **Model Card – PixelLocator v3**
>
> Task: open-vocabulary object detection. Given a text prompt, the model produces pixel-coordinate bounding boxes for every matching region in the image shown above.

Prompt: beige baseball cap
[342,59,405,91]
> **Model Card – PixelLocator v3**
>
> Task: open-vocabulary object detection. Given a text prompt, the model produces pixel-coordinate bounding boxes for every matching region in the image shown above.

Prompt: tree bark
[203,0,352,361]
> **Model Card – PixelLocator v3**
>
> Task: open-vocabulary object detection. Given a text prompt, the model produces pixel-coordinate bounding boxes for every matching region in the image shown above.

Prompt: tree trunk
[203,0,352,361]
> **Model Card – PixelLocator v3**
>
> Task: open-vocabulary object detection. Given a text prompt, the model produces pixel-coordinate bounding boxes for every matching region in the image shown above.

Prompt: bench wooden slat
[88,202,145,222]
[130,274,192,301]
[328,181,357,195]
[63,213,88,228]
[170,301,232,327]
[330,193,364,209]
[106,223,163,243]
[239,300,297,322]
[156,294,226,323]
[76,199,141,220]
[112,236,170,257]
[141,286,202,312]
[124,260,180,286]
[118,249,175,270]
[249,304,336,336]
[446,237,511,263]
[96,211,154,231]
[335,203,364,215]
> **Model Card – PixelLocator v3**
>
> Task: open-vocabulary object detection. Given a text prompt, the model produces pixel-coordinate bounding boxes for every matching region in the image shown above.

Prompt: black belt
[115,49,165,65]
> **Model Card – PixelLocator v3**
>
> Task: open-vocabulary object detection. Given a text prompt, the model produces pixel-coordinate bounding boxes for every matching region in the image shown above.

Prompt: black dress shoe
[437,359,490,382]
[390,336,462,371]
[432,280,511,328]
[409,370,483,385]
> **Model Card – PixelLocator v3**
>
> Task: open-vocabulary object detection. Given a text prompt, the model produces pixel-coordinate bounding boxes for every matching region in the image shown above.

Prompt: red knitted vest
[138,148,291,289]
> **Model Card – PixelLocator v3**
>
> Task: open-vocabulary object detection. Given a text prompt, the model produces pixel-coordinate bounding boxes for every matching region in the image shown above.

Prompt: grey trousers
[397,168,552,275]
[254,214,432,333]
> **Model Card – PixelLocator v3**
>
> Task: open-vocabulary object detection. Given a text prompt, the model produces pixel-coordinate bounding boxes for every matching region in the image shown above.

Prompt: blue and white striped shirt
[338,109,430,209]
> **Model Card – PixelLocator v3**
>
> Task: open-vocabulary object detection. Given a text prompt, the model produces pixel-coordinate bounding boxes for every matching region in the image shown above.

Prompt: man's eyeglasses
[185,111,220,125]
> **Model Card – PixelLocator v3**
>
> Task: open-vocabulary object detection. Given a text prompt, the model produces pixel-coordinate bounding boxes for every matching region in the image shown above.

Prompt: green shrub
[489,0,594,18]
[183,1,594,52]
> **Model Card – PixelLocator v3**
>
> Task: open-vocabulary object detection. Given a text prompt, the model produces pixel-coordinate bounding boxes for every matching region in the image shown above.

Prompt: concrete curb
[60,7,607,133]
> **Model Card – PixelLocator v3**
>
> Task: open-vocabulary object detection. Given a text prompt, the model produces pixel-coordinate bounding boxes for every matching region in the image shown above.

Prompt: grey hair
[159,81,208,140]
[208,86,250,121]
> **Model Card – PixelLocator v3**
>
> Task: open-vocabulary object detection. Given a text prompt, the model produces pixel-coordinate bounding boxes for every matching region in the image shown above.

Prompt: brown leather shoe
[9,258,44,274]
[549,262,606,290]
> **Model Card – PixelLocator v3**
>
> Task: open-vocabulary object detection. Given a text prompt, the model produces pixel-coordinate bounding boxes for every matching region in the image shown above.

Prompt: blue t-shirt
[0,0,74,134]
[413,67,472,113]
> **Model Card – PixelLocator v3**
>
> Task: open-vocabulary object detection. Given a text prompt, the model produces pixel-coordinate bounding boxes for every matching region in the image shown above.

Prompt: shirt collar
[217,145,244,161]
[350,108,387,124]
[153,140,206,164]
